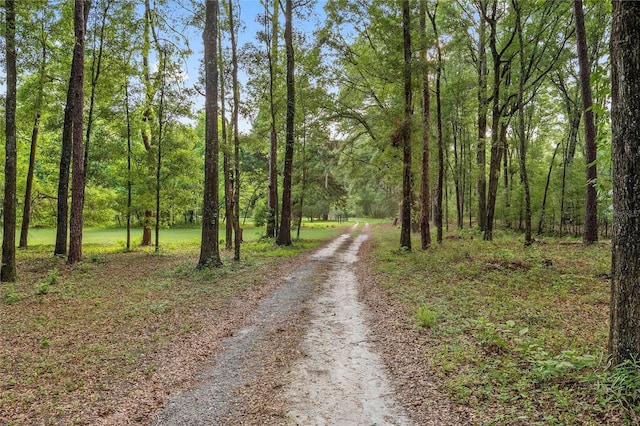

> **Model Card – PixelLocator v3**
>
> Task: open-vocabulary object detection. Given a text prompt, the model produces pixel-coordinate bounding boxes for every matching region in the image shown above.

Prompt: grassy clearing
[0,220,352,424]
[368,224,633,425]
[20,219,357,248]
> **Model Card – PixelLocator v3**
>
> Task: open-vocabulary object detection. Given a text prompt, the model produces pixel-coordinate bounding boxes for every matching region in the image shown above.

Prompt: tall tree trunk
[476,3,488,231]
[218,12,233,250]
[68,0,88,265]
[514,0,532,245]
[20,22,48,249]
[276,0,295,246]
[419,0,431,249]
[399,0,412,250]
[297,108,307,240]
[141,0,162,246]
[483,3,502,242]
[55,58,77,255]
[266,0,279,238]
[574,0,598,244]
[198,0,222,268]
[154,52,167,253]
[125,79,132,251]
[228,0,241,260]
[428,4,443,243]
[609,0,640,366]
[2,0,17,281]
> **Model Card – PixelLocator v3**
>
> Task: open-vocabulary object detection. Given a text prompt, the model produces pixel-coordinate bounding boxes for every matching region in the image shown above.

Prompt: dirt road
[153,224,413,425]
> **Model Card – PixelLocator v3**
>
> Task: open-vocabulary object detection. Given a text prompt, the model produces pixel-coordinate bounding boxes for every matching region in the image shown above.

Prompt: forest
[2,0,640,424]
[0,0,613,260]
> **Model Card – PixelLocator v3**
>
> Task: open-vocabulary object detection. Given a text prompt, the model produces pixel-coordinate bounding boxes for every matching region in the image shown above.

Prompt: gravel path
[153,224,412,425]
[285,227,412,425]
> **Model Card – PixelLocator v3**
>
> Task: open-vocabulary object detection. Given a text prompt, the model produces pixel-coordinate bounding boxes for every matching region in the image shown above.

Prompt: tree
[276,0,295,246]
[573,0,598,244]
[2,0,17,281]
[513,0,532,245]
[198,0,222,268]
[67,0,88,265]
[19,7,50,249]
[427,1,443,243]
[419,0,431,250]
[399,0,412,251]
[265,0,280,239]
[227,0,241,260]
[56,1,91,256]
[609,0,640,366]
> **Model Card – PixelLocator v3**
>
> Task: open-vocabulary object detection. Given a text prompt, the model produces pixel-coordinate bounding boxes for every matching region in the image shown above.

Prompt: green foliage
[597,357,640,416]
[253,202,267,227]
[415,304,438,329]
[2,283,21,304]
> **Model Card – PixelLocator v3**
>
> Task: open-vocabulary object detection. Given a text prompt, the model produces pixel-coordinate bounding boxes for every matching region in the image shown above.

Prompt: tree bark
[228,0,241,260]
[428,3,443,243]
[2,0,17,281]
[276,0,295,246]
[154,52,167,253]
[217,6,233,250]
[20,22,48,249]
[266,0,279,238]
[476,2,488,231]
[514,0,532,245]
[419,0,431,249]
[573,0,598,244]
[610,0,640,366]
[68,0,88,265]
[198,0,222,267]
[538,142,560,235]
[399,0,412,250]
[125,79,132,251]
[483,2,502,242]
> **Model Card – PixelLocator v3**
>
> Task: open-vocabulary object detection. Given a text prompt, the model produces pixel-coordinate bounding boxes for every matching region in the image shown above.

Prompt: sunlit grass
[18,218,364,248]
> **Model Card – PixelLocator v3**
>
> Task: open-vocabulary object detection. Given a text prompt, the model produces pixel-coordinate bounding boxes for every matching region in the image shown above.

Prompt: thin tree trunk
[2,0,17,281]
[419,0,431,249]
[514,0,532,245]
[266,0,279,238]
[574,0,598,244]
[276,0,295,246]
[125,79,132,251]
[297,110,307,240]
[68,0,88,265]
[20,23,48,249]
[538,142,560,235]
[218,11,233,250]
[228,0,241,260]
[476,4,488,231]
[399,0,412,250]
[483,11,501,241]
[155,52,167,253]
[427,2,443,243]
[198,0,222,268]
[609,0,640,365]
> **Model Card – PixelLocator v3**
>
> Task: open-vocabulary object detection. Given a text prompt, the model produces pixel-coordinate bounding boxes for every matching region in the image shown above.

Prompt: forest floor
[1,222,630,424]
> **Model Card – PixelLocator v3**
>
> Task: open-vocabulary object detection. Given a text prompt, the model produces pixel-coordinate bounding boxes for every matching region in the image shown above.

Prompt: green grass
[367,224,627,425]
[19,218,360,248]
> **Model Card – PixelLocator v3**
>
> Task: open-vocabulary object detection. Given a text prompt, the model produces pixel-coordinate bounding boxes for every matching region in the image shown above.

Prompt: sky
[171,0,328,132]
